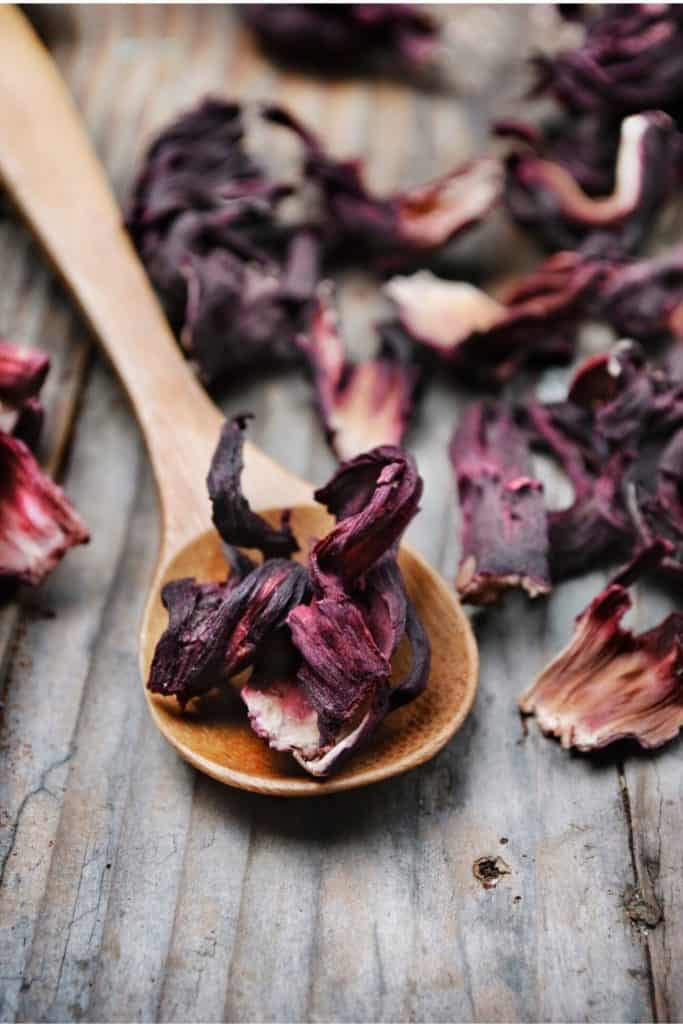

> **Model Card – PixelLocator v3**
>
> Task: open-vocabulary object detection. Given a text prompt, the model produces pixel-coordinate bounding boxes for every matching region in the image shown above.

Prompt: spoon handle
[0,8,313,550]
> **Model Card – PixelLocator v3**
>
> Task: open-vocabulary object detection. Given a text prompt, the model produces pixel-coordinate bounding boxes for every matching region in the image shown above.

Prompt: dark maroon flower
[534,5,683,121]
[504,111,678,258]
[207,414,299,559]
[519,541,683,752]
[128,99,319,384]
[297,287,419,460]
[386,252,604,386]
[263,104,502,257]
[450,401,550,606]
[243,4,437,73]
[0,340,49,448]
[0,434,89,585]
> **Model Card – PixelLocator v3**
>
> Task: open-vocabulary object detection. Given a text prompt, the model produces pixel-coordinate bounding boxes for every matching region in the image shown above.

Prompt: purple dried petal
[519,541,683,752]
[312,446,422,588]
[450,401,550,605]
[0,434,89,585]
[386,252,603,386]
[504,111,677,258]
[243,4,437,73]
[147,558,310,707]
[207,414,298,559]
[535,6,683,119]
[597,247,683,345]
[297,288,419,460]
[263,104,502,256]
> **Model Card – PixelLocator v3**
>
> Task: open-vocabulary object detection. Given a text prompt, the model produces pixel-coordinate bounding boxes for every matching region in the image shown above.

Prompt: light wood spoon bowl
[0,8,478,795]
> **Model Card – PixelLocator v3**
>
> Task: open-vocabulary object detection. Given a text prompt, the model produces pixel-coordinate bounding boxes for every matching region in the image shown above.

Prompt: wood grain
[0,5,677,1021]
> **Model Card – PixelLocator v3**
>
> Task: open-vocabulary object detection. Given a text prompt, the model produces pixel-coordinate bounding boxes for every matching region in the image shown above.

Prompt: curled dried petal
[504,111,677,258]
[0,340,49,447]
[386,253,603,385]
[207,414,298,559]
[297,287,419,460]
[520,542,683,752]
[263,104,502,256]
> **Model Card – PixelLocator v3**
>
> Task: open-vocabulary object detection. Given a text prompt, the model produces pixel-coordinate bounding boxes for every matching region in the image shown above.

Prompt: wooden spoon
[0,7,478,795]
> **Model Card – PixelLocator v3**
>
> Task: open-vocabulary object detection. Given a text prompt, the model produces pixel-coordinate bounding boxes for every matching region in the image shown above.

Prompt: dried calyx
[450,401,550,605]
[534,5,683,123]
[297,285,420,460]
[386,252,604,386]
[263,104,503,259]
[520,541,683,752]
[147,415,430,777]
[525,341,683,580]
[242,4,438,74]
[0,340,88,585]
[502,111,678,258]
[128,99,319,385]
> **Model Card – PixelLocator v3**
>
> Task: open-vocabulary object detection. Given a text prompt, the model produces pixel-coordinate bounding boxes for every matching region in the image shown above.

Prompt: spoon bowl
[0,7,479,796]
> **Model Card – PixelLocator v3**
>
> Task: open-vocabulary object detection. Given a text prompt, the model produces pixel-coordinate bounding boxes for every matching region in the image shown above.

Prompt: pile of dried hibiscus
[138,4,683,771]
[147,415,430,776]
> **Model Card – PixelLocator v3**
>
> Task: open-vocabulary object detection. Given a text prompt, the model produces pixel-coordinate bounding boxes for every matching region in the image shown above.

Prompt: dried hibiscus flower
[148,416,430,777]
[128,99,319,384]
[0,434,89,585]
[533,5,683,122]
[519,542,683,752]
[386,252,604,386]
[297,286,419,460]
[525,342,683,580]
[0,339,49,448]
[597,248,683,353]
[242,4,437,74]
[450,401,550,605]
[263,104,503,258]
[503,111,677,258]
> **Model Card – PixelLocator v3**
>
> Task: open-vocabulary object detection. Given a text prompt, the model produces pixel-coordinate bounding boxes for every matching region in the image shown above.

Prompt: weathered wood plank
[0,6,676,1023]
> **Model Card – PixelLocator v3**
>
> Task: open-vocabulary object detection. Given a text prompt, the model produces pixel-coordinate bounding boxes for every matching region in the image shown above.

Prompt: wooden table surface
[1,6,681,1022]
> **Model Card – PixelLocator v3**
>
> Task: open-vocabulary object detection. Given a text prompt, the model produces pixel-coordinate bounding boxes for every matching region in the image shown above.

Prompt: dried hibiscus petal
[597,248,683,351]
[147,559,310,708]
[0,340,49,447]
[0,434,89,585]
[207,414,298,559]
[519,542,683,752]
[297,287,419,460]
[263,104,502,257]
[450,401,550,605]
[386,252,603,386]
[243,4,437,73]
[533,5,683,121]
[504,111,677,258]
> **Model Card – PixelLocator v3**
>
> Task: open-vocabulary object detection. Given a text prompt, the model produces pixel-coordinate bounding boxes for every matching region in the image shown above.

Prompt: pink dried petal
[298,289,419,460]
[520,542,683,751]
[387,253,603,385]
[0,434,89,585]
